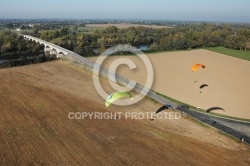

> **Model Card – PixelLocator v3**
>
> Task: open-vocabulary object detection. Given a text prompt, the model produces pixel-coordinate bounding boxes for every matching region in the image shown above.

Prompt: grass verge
[156,91,250,122]
[206,46,250,61]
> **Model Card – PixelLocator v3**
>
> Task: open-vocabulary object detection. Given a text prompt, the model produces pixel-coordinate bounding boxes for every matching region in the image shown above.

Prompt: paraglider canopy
[206,107,225,113]
[199,84,208,89]
[192,64,205,72]
[151,104,173,121]
[105,91,133,107]
[156,104,173,114]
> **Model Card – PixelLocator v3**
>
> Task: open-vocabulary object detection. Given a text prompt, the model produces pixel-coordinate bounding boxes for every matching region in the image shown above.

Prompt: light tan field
[0,61,249,165]
[89,49,250,119]
[85,23,172,29]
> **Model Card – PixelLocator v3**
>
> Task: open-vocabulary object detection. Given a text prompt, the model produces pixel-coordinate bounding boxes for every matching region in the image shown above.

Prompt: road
[176,106,250,144]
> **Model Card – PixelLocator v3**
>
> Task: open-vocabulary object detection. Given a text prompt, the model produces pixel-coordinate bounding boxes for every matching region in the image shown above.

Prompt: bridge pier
[44,46,51,56]
[50,49,57,59]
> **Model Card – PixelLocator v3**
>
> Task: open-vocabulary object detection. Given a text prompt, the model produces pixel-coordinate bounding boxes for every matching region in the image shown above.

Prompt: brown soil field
[89,49,250,119]
[0,60,249,165]
[85,23,172,29]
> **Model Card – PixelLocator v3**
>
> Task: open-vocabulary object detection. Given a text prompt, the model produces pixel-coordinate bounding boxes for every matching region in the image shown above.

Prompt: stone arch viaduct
[20,34,95,66]
[21,34,70,58]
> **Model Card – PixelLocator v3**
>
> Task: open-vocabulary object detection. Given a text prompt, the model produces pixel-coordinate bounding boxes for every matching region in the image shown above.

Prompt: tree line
[32,23,250,56]
[1,23,250,61]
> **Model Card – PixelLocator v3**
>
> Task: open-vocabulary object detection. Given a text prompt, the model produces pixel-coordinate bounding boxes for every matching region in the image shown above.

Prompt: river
[93,44,150,54]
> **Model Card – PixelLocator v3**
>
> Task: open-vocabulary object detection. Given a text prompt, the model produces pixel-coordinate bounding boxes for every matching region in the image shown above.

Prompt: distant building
[16,28,22,31]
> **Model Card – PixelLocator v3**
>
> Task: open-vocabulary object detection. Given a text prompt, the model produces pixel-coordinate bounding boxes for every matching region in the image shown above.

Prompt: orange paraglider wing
[192,64,205,72]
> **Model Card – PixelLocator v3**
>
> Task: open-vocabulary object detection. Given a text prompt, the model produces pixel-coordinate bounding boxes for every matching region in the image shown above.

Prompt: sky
[0,0,250,23]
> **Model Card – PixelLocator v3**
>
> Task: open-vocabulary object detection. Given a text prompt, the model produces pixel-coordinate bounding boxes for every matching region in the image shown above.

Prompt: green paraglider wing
[105,91,133,107]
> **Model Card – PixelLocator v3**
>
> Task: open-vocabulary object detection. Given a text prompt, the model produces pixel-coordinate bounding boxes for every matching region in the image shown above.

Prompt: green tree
[99,42,106,54]
[59,27,69,36]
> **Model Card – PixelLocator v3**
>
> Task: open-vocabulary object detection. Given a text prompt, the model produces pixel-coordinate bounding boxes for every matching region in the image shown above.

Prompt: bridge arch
[50,48,57,58]
[58,52,65,58]
[36,41,42,45]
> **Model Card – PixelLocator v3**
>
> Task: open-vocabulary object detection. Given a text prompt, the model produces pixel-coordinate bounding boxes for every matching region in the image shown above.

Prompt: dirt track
[89,49,250,119]
[0,61,249,165]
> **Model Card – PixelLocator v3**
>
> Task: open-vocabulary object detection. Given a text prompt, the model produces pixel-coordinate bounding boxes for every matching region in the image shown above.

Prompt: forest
[0,31,56,67]
[32,23,250,56]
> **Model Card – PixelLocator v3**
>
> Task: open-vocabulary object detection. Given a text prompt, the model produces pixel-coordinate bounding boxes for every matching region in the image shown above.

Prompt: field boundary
[206,46,250,61]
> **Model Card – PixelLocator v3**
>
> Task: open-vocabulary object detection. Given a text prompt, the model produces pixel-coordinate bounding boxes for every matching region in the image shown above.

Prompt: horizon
[0,0,250,23]
[0,18,249,25]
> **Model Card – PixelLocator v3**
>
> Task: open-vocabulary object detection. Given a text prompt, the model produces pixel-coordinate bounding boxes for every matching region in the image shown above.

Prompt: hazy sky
[0,0,249,22]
